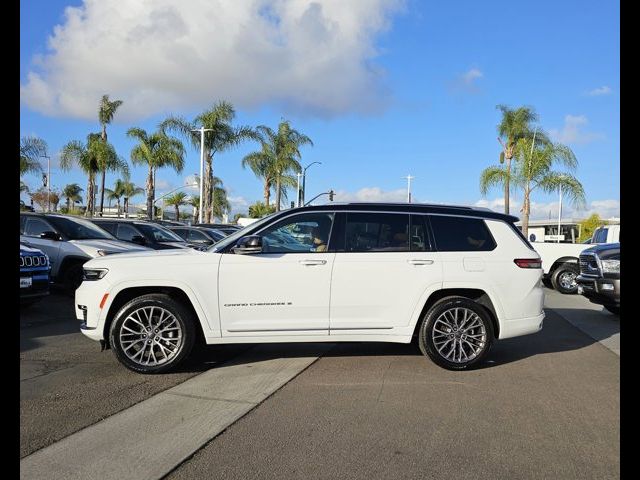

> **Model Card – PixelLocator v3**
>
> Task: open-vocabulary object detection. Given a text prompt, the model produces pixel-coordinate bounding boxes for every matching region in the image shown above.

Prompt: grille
[579,253,600,277]
[20,255,48,268]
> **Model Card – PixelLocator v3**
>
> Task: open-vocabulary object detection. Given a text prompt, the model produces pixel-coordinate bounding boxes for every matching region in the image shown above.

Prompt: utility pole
[192,127,214,224]
[296,173,302,207]
[557,183,563,243]
[301,162,321,206]
[402,175,414,203]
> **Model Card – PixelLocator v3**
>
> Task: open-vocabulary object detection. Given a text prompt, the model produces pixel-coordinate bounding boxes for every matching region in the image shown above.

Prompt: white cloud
[449,67,483,94]
[475,198,620,221]
[549,115,605,145]
[332,187,410,203]
[587,86,612,96]
[21,0,405,120]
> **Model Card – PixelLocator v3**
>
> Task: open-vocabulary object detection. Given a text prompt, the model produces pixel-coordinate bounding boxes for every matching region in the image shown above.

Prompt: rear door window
[429,215,496,252]
[96,222,117,236]
[24,218,55,237]
[345,213,410,252]
[117,224,141,242]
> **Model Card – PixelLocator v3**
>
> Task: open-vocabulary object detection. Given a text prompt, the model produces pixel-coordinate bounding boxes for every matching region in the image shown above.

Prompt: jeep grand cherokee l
[76,203,545,373]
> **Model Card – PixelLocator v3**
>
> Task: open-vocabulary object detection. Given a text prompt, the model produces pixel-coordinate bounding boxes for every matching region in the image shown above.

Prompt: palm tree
[20,136,47,176]
[511,138,585,237]
[211,179,231,220]
[495,105,549,214]
[60,133,127,216]
[98,95,124,214]
[243,120,312,211]
[120,178,145,218]
[248,201,276,218]
[164,192,188,221]
[104,178,126,216]
[189,195,200,222]
[62,183,83,211]
[160,101,258,222]
[127,127,185,220]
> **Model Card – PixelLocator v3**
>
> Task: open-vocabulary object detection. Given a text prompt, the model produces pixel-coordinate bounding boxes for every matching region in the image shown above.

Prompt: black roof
[282,202,519,223]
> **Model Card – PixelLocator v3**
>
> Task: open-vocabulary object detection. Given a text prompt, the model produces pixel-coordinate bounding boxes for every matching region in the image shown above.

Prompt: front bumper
[576,275,620,306]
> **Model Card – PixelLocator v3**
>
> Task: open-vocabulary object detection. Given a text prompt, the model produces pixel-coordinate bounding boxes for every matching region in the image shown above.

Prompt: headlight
[83,268,109,281]
[601,259,620,274]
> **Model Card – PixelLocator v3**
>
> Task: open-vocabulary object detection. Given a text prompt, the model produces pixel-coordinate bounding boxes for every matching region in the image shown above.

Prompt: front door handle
[407,259,434,265]
[299,259,327,266]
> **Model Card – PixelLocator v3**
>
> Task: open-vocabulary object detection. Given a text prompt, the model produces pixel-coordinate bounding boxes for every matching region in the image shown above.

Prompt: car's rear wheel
[551,264,579,294]
[109,294,196,374]
[418,296,494,370]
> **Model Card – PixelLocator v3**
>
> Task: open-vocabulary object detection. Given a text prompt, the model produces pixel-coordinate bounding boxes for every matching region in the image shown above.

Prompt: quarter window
[430,215,496,252]
[188,230,210,242]
[345,213,410,252]
[259,213,334,253]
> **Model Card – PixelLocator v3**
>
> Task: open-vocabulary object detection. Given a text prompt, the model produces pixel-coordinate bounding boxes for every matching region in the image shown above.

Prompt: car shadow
[180,307,612,373]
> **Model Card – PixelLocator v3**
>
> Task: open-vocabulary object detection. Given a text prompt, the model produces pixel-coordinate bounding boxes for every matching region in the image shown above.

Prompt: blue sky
[20,0,619,220]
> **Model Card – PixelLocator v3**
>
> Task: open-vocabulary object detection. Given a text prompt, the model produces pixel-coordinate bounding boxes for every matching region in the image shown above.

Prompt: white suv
[76,203,545,373]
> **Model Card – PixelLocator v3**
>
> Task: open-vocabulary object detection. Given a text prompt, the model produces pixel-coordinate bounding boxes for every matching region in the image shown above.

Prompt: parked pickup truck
[529,224,621,294]
[576,243,620,315]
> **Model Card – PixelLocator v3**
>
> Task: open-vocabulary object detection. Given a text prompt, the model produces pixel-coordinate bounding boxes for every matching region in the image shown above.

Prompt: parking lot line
[20,343,333,480]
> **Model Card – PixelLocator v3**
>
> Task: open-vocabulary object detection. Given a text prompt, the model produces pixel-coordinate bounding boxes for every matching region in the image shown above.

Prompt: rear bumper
[576,275,620,306]
[499,312,545,340]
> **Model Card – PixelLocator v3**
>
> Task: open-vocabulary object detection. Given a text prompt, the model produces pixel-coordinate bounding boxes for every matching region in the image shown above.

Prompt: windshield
[47,216,116,240]
[137,223,185,242]
[209,213,279,252]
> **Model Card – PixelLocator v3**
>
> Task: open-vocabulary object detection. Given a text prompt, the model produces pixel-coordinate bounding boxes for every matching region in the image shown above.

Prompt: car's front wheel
[109,294,196,374]
[418,296,494,370]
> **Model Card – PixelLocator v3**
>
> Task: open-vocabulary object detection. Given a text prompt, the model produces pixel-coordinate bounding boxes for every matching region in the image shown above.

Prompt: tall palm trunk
[521,185,531,237]
[264,180,271,207]
[504,157,511,215]
[99,126,107,214]
[275,176,282,212]
[146,165,154,220]
[175,205,180,221]
[85,174,95,217]
[66,198,71,211]
[116,199,121,218]
[123,198,129,218]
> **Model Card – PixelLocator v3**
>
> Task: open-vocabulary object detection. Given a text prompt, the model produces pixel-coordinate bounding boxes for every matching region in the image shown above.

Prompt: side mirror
[232,235,262,254]
[131,235,147,245]
[40,231,61,241]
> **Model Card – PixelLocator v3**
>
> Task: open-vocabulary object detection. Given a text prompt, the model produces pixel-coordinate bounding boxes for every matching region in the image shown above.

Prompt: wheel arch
[411,288,500,340]
[57,255,89,282]
[102,284,210,349]
[547,257,579,276]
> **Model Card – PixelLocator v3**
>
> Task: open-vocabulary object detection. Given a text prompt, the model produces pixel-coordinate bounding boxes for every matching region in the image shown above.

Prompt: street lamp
[402,175,414,203]
[191,127,214,224]
[40,154,50,212]
[300,161,321,206]
[153,182,198,220]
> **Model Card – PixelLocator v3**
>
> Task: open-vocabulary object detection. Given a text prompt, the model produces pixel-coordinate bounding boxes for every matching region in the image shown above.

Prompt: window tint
[25,218,55,237]
[117,224,141,242]
[171,228,189,240]
[345,213,410,252]
[96,222,117,235]
[430,215,496,252]
[593,228,608,244]
[188,230,210,242]
[136,223,184,242]
[259,212,334,253]
[410,215,430,251]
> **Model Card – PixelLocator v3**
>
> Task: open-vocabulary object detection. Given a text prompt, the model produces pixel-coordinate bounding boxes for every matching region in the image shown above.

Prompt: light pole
[301,161,321,206]
[191,127,214,224]
[557,183,563,243]
[402,175,414,203]
[153,182,198,221]
[296,173,302,207]
[41,154,50,212]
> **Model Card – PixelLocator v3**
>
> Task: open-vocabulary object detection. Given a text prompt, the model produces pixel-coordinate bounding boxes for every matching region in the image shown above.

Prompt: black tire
[418,296,494,371]
[109,293,196,374]
[551,264,579,294]
[604,305,620,316]
[63,262,84,293]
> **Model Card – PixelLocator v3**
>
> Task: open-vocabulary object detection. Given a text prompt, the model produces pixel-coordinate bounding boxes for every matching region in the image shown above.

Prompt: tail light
[514,258,542,269]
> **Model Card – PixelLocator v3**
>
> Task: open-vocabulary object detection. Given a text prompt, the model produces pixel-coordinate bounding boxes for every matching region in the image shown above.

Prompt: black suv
[168,225,227,248]
[90,219,198,250]
[576,243,620,315]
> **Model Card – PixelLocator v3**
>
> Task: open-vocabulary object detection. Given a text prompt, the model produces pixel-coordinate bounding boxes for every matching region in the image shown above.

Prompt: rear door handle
[299,259,327,266]
[407,259,434,265]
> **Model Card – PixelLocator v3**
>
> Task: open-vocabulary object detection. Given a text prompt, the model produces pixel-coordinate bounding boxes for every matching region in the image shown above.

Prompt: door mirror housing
[131,235,147,245]
[233,235,262,254]
[40,231,61,241]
